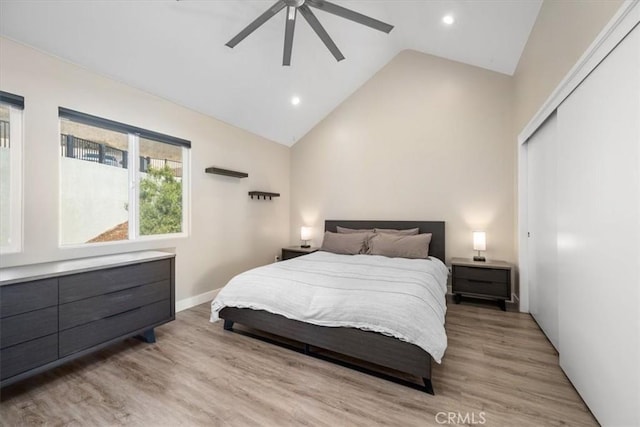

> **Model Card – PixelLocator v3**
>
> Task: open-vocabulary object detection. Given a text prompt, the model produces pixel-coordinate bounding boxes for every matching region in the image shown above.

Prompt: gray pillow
[367,233,432,259]
[320,231,369,255]
[374,227,420,236]
[336,226,374,234]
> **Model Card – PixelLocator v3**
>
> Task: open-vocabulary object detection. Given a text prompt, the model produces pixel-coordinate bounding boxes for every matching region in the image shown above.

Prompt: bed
[211,220,447,394]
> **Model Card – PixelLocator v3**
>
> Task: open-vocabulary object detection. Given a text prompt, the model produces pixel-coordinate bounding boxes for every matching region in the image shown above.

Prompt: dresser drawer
[59,299,171,357]
[0,279,58,318]
[282,249,303,260]
[0,306,58,349]
[59,260,171,304]
[454,266,509,283]
[0,334,58,381]
[453,278,509,299]
[282,248,317,260]
[59,280,171,330]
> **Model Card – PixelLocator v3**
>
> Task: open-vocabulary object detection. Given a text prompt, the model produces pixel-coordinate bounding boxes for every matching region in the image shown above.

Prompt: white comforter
[210,251,449,363]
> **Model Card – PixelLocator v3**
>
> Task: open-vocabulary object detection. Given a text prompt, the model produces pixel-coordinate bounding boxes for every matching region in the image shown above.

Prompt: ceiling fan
[225,0,394,66]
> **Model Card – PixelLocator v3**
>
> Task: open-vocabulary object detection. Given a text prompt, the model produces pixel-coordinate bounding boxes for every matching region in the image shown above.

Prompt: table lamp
[473,231,486,262]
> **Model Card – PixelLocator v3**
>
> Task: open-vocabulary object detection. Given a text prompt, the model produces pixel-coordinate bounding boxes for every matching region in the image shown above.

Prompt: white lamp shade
[300,227,312,241]
[473,231,486,251]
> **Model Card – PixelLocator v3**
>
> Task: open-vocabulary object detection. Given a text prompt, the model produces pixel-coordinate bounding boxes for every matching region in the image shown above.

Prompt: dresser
[0,251,175,387]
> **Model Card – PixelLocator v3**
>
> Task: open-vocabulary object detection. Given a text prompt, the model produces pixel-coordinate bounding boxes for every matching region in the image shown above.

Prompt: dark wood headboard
[324,220,446,262]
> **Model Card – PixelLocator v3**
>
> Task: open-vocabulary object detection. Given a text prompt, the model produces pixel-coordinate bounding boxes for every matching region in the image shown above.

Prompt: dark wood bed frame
[220,220,446,394]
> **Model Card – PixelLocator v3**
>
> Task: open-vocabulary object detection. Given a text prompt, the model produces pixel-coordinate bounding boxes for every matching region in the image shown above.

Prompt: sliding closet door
[557,25,639,426]
[526,113,559,351]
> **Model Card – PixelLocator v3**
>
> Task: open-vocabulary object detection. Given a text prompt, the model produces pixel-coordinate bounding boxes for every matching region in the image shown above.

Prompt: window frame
[58,108,190,247]
[0,91,24,254]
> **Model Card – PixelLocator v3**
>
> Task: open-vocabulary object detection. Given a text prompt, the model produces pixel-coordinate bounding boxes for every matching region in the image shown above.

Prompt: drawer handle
[468,279,492,284]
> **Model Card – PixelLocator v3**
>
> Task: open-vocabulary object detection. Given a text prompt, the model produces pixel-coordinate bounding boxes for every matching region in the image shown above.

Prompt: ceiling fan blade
[307,0,393,34]
[298,4,344,62]
[282,6,297,66]
[226,0,286,48]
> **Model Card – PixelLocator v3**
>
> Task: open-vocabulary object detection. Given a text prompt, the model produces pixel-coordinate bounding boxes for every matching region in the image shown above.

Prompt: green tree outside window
[139,165,182,235]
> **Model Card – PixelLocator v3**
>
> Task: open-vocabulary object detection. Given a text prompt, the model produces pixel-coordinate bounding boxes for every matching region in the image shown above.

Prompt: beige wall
[286,0,622,304]
[290,50,515,264]
[514,0,623,133]
[0,37,290,304]
[289,0,623,290]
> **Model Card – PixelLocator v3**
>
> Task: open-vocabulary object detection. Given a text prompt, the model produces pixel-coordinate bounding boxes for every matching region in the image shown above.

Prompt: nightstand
[451,258,512,311]
[281,246,319,261]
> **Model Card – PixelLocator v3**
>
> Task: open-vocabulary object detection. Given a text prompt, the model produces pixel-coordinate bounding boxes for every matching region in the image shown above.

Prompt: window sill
[0,246,23,255]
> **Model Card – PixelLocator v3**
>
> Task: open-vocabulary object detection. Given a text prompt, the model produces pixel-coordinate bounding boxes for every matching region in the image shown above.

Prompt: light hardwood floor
[0,302,596,426]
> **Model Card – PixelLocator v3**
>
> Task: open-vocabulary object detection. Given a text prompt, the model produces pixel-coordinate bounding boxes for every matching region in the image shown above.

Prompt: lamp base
[473,255,486,262]
[301,245,311,248]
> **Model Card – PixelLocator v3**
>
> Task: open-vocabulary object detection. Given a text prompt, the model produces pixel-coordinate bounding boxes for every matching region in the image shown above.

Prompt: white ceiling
[0,0,541,146]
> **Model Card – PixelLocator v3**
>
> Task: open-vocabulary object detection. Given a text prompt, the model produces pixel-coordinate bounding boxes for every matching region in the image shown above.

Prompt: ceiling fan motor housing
[284,0,305,7]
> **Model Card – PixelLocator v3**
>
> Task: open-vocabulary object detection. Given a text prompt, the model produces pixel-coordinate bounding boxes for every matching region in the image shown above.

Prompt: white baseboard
[176,288,221,313]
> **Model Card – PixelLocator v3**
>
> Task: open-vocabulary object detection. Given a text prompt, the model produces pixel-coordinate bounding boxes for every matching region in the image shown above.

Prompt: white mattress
[210,251,449,363]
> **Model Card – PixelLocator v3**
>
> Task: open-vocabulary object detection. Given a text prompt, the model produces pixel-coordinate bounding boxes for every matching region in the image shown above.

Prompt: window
[0,91,24,253]
[59,108,190,245]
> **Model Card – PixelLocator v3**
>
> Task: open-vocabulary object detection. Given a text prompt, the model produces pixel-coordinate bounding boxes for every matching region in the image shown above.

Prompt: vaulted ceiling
[0,0,541,146]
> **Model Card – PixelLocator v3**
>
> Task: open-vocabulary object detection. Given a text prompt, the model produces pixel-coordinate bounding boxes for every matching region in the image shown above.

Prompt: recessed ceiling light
[291,96,301,106]
[442,15,455,26]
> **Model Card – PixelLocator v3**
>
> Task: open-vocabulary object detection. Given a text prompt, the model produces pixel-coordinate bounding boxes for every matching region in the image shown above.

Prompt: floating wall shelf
[249,191,280,200]
[205,167,248,178]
